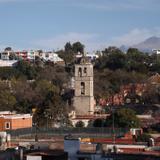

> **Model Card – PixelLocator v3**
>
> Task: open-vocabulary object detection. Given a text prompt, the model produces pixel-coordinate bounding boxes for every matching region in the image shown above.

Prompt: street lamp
[112,108,115,144]
[44,109,51,130]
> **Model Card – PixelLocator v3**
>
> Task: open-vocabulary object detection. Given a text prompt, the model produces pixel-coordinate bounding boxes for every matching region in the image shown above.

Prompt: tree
[45,93,65,125]
[61,89,74,106]
[0,67,19,80]
[75,121,85,128]
[0,82,16,111]
[34,91,69,127]
[105,108,140,128]
[11,79,36,113]
[57,50,75,65]
[4,47,12,51]
[87,120,94,127]
[0,90,16,111]
[58,41,84,65]
[94,69,122,100]
[33,79,58,106]
[142,84,160,104]
[106,51,126,70]
[149,60,160,73]
[15,60,37,80]
[93,119,104,127]
[126,48,148,73]
[102,46,121,56]
[31,77,70,127]
[95,46,126,70]
[64,42,72,52]
[72,42,84,54]
[126,48,148,62]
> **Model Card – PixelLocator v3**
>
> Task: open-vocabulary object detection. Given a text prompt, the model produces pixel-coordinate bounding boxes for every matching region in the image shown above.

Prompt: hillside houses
[0,49,64,67]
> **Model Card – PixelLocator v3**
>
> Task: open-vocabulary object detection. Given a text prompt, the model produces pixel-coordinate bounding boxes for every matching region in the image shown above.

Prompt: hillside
[120,36,160,53]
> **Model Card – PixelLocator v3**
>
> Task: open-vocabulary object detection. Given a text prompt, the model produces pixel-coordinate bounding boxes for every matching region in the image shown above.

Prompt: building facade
[74,58,95,115]
[0,112,32,131]
[152,49,160,54]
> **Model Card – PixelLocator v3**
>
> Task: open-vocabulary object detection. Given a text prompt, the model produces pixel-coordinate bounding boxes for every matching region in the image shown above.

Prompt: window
[78,67,82,77]
[81,82,85,95]
[84,67,87,75]
[45,53,49,58]
[5,122,10,129]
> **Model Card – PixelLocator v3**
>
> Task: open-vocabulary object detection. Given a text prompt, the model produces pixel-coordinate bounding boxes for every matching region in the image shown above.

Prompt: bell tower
[74,58,95,115]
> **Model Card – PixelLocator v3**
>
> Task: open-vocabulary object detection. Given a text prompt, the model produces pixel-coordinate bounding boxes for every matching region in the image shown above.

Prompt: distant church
[73,57,95,115]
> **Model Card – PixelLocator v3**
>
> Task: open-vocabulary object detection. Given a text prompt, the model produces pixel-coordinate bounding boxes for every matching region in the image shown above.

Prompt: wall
[0,116,32,131]
[11,117,32,130]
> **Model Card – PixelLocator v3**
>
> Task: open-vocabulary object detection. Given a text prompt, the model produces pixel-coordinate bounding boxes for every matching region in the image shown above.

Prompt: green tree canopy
[4,47,12,51]
[0,82,16,111]
[126,48,148,73]
[15,60,37,80]
[105,108,140,128]
[93,118,105,127]
[72,41,84,54]
[64,42,72,52]
[75,121,85,128]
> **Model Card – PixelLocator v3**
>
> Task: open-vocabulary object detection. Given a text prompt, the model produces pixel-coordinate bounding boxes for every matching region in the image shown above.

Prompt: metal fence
[7,127,129,138]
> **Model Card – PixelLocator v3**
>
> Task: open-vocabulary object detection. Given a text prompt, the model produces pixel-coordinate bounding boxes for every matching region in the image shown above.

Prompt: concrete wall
[74,96,95,115]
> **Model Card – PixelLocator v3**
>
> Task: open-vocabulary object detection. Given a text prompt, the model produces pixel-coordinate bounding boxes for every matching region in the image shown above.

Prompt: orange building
[0,112,32,131]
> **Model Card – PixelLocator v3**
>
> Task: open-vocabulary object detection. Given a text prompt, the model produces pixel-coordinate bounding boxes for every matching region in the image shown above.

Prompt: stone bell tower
[74,57,95,115]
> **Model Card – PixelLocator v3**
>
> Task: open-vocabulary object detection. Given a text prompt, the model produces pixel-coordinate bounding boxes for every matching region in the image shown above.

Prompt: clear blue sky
[0,0,160,51]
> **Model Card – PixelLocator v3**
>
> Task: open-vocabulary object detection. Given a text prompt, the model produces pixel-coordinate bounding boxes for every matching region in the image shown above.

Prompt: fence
[7,127,129,138]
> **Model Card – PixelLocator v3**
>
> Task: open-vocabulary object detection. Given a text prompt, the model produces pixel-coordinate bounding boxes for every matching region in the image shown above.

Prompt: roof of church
[79,56,91,64]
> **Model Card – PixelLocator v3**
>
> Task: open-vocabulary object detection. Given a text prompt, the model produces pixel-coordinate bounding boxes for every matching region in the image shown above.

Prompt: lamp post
[44,109,50,130]
[112,108,115,144]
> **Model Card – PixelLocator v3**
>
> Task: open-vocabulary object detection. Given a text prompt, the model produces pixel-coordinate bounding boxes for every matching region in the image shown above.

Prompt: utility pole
[112,108,115,144]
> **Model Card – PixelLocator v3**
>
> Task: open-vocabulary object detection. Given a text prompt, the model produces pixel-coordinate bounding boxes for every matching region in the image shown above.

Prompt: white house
[39,52,64,63]
[0,60,18,67]
[152,49,160,54]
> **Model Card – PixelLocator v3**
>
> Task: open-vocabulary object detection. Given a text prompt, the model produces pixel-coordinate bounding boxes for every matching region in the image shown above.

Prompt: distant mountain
[133,36,160,52]
[119,36,160,53]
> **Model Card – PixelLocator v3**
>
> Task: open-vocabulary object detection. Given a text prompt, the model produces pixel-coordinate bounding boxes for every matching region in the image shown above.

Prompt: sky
[0,0,160,52]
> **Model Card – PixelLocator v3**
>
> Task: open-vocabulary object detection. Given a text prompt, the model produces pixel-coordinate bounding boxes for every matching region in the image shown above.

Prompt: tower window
[84,67,87,74]
[81,82,85,95]
[78,67,82,77]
